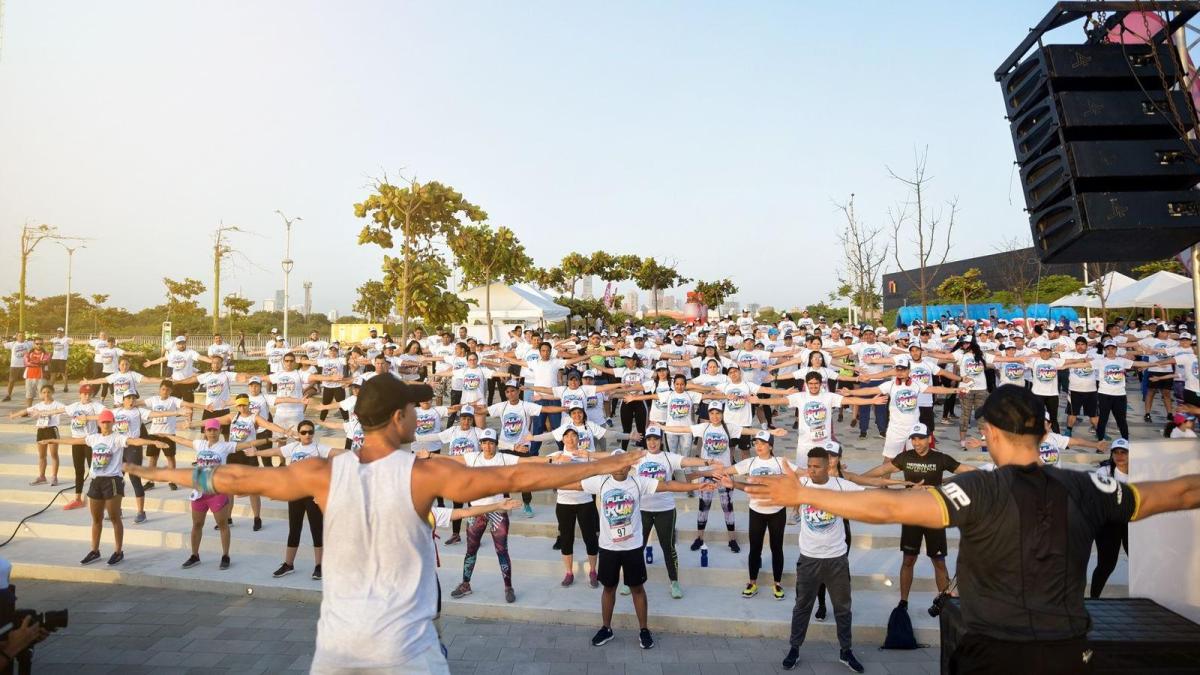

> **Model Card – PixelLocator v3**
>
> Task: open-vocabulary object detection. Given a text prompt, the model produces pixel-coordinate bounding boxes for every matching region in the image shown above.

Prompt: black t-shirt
[890,449,960,487]
[934,465,1139,641]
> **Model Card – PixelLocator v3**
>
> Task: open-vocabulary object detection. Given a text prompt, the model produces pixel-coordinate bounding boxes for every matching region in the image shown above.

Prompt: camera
[9,610,67,634]
[928,591,950,617]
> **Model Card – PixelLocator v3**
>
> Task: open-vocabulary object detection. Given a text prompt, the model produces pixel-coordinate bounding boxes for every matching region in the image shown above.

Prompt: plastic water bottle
[645,545,654,564]
[700,544,709,568]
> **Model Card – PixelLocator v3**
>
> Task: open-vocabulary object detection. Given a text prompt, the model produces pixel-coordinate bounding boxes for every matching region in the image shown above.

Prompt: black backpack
[881,603,924,650]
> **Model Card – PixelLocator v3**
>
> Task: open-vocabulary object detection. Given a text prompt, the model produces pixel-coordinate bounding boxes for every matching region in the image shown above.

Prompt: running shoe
[219,555,231,570]
[638,628,654,650]
[50,478,59,487]
[504,587,516,603]
[29,477,46,486]
[143,481,155,490]
[619,585,630,596]
[169,483,178,490]
[588,570,599,588]
[590,626,614,647]
[80,550,101,566]
[106,551,123,566]
[670,581,683,599]
[1144,413,1153,422]
[689,537,704,551]
[445,534,461,545]
[560,573,574,587]
[552,538,561,551]
[63,499,84,511]
[312,565,322,580]
[522,504,534,518]
[858,431,866,439]
[181,554,201,569]
[272,562,295,578]
[253,517,263,532]
[839,649,865,673]
[728,540,740,553]
[878,431,887,440]
[773,584,785,600]
[782,647,800,670]
[742,582,758,598]
[134,512,147,524]
[815,603,827,621]
[450,582,472,599]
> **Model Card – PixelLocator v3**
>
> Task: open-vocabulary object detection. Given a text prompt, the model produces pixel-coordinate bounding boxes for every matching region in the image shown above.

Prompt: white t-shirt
[1173,351,1200,393]
[954,352,988,391]
[613,366,652,387]
[995,358,1028,388]
[96,346,123,374]
[1066,355,1098,393]
[413,405,450,451]
[580,474,659,551]
[689,422,742,465]
[1139,337,1179,373]
[84,433,128,478]
[317,357,347,389]
[64,401,103,438]
[27,402,62,428]
[190,439,236,500]
[338,397,364,450]
[111,406,148,438]
[734,456,794,514]
[552,385,595,413]
[1029,358,1063,396]
[207,342,234,369]
[144,395,182,436]
[1095,464,1128,484]
[268,370,310,418]
[4,341,32,368]
[907,357,939,407]
[551,420,607,452]
[460,451,520,505]
[527,358,566,389]
[878,379,927,437]
[633,451,687,512]
[437,427,481,456]
[266,346,290,373]
[197,371,235,410]
[488,401,542,449]
[88,339,106,364]
[301,340,330,362]
[166,348,201,381]
[850,341,890,376]
[50,337,72,360]
[1038,432,1070,466]
[280,441,332,463]
[455,367,494,404]
[717,381,760,426]
[1092,357,1133,396]
[788,391,843,448]
[105,371,144,404]
[546,448,598,505]
[658,390,702,426]
[227,413,259,444]
[798,476,863,558]
[644,380,673,423]
[1170,427,1197,438]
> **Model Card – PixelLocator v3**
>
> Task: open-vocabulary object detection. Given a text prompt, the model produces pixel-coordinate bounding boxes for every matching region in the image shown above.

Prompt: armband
[192,466,217,496]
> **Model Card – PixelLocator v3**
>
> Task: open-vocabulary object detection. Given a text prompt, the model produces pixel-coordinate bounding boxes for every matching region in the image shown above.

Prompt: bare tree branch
[887,147,955,323]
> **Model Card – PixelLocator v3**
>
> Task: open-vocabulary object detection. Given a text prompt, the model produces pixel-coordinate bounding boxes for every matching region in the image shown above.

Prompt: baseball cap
[582,370,600,379]
[203,418,222,431]
[909,423,929,438]
[174,336,186,343]
[706,401,724,411]
[234,394,250,405]
[78,384,92,394]
[248,376,263,384]
[55,327,63,332]
[1111,438,1130,452]
[823,440,841,455]
[460,405,476,416]
[480,428,497,442]
[1038,344,1052,351]
[654,360,669,370]
[645,426,663,438]
[123,391,137,398]
[270,328,278,333]
[1102,339,1116,348]
[894,357,911,369]
[353,376,434,428]
[504,379,521,389]
[98,409,115,423]
[754,430,773,443]
[974,384,1045,436]
[1172,412,1195,425]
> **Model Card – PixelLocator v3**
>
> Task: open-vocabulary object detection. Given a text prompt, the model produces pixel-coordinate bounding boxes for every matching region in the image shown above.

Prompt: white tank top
[311,450,440,671]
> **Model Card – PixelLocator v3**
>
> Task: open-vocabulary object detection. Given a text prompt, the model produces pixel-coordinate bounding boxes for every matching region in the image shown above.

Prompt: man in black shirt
[861,423,974,612]
[745,385,1200,674]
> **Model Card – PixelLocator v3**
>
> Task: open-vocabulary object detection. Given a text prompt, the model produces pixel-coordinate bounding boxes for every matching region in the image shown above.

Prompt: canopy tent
[1049,272,1137,309]
[458,283,569,324]
[1104,271,1192,308]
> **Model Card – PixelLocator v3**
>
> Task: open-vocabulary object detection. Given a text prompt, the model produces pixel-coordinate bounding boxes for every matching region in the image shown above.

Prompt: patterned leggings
[697,484,735,533]
[958,390,988,436]
[462,513,512,588]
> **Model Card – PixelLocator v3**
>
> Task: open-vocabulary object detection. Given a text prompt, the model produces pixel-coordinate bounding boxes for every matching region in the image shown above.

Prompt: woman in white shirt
[721,431,797,601]
[10,384,64,485]
[1090,438,1131,598]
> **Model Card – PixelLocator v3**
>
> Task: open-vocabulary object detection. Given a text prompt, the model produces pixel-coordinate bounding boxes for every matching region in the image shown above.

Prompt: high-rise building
[303,282,313,318]
[623,290,638,314]
[263,299,276,313]
[661,295,677,311]
[328,309,339,322]
[581,276,594,300]
[274,290,285,310]
[748,303,761,316]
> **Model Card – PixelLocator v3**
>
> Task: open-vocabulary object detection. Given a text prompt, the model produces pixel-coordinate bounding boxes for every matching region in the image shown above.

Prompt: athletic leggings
[319,387,347,421]
[123,445,145,499]
[1039,394,1061,433]
[1098,394,1130,440]
[640,509,679,581]
[1090,521,1128,599]
[451,502,465,536]
[697,484,735,533]
[286,496,323,548]
[555,501,599,556]
[749,509,786,583]
[462,513,512,587]
[72,444,90,495]
[957,390,988,436]
[665,433,692,456]
[619,400,647,451]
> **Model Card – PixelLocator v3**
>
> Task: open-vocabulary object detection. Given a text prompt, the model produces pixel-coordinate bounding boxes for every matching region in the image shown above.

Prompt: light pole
[274,210,301,343]
[55,242,83,336]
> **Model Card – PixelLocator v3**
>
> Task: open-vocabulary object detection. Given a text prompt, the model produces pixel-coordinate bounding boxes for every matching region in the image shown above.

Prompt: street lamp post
[274,210,302,343]
[56,242,83,336]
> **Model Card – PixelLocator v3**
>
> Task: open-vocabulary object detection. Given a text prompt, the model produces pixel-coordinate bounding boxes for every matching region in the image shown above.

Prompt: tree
[888,149,958,323]
[991,236,1041,320]
[1085,262,1120,322]
[354,176,487,339]
[381,253,473,332]
[834,194,889,323]
[1132,258,1185,278]
[1036,274,1083,304]
[353,280,393,324]
[90,294,109,333]
[631,258,690,317]
[693,279,739,308]
[223,295,253,334]
[162,278,206,324]
[937,268,989,318]
[530,266,570,295]
[558,252,592,302]
[450,224,534,340]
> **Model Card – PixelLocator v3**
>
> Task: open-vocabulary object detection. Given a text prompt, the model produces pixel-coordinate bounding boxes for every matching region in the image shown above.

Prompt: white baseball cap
[909,423,930,438]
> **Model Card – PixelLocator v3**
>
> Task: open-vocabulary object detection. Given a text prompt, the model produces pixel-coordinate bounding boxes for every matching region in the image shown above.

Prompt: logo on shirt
[1102,364,1125,385]
[963,358,983,377]
[462,372,481,391]
[230,421,253,442]
[196,449,224,467]
[1035,363,1057,382]
[114,416,131,435]
[449,437,475,455]
[802,402,828,429]
[749,465,777,477]
[1071,366,1093,378]
[801,504,837,531]
[601,488,636,542]
[501,412,524,439]
[416,414,436,434]
[668,399,691,419]
[637,460,668,481]
[893,389,918,413]
[92,443,115,470]
[1003,362,1025,381]
[1038,440,1061,466]
[702,430,729,457]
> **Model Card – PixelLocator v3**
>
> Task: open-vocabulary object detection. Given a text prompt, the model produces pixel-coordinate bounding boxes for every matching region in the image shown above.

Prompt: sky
[0,1,1075,316]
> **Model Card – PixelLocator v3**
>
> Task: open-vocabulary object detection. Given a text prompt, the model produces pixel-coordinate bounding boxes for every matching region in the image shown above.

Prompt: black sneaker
[815,603,827,621]
[689,537,704,551]
[1144,413,1153,422]
[312,565,322,580]
[638,628,654,650]
[858,431,866,439]
[182,554,201,569]
[552,539,561,551]
[728,540,740,554]
[782,647,800,670]
[80,550,101,566]
[169,482,178,490]
[877,431,887,440]
[839,649,864,673]
[253,517,263,532]
[106,551,124,566]
[219,555,230,570]
[143,481,155,490]
[591,626,614,647]
[272,562,295,578]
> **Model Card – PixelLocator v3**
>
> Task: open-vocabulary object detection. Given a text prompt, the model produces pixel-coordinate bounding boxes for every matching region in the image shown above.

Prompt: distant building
[263,299,276,313]
[623,290,639,314]
[661,295,678,311]
[581,276,594,300]
[274,290,285,310]
[328,309,339,322]
[748,303,761,316]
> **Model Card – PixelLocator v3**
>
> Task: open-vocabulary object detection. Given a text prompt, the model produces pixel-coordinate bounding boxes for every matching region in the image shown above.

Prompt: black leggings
[1039,394,1060,433]
[319,387,347,421]
[640,509,679,581]
[72,444,90,495]
[619,400,647,451]
[1090,521,1128,598]
[287,496,324,548]
[451,502,464,536]
[123,445,144,498]
[749,509,787,583]
[555,501,599,557]
[1097,394,1129,440]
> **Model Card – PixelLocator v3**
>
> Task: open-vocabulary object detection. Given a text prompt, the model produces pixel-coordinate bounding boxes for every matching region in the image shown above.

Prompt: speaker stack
[1001,42,1200,263]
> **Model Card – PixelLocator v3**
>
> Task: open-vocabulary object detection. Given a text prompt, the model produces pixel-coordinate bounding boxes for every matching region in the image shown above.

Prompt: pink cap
[98,409,115,423]
[203,419,222,431]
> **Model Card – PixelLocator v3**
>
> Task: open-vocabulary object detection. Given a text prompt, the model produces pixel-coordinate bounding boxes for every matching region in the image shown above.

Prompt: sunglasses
[298,430,314,436]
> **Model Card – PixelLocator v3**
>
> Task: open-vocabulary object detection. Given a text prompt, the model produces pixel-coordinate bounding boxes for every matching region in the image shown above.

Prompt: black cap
[354,376,433,428]
[974,384,1045,436]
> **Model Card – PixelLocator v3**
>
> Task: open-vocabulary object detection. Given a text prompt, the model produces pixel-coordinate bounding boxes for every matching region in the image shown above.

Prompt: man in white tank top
[125,374,644,673]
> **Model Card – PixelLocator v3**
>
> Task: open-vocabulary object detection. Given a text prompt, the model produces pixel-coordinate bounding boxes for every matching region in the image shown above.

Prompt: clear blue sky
[0,1,1070,316]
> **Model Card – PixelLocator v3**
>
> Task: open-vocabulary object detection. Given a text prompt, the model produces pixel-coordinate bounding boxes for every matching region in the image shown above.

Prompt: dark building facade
[880,248,1143,311]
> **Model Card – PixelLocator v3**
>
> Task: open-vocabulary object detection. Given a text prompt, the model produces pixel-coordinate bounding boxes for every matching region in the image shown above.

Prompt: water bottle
[645,545,654,564]
[700,544,709,568]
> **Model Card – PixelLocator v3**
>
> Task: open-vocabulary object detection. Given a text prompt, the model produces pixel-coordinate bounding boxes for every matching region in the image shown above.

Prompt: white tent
[1105,271,1192,308]
[1049,271,1137,309]
[458,283,569,325]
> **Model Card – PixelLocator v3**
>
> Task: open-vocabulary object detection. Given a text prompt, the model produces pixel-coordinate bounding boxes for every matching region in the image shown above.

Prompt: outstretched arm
[1131,475,1200,520]
[743,463,943,527]
[124,456,330,504]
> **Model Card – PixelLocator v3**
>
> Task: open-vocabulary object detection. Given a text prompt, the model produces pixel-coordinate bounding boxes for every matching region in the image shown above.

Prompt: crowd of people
[3,308,1200,673]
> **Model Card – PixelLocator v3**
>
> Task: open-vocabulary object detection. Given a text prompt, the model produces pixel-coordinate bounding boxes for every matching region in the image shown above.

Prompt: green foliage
[163,277,207,324]
[381,254,472,331]
[450,224,534,340]
[755,308,783,324]
[803,303,849,323]
[937,268,989,314]
[1132,258,1185,278]
[353,280,393,323]
[631,258,690,314]
[1035,274,1083,303]
[693,279,738,308]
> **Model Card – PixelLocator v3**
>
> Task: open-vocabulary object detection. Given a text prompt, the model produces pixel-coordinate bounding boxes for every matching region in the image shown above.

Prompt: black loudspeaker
[1001,42,1200,263]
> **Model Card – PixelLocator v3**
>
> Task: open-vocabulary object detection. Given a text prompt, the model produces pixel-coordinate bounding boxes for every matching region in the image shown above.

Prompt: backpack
[880,603,924,650]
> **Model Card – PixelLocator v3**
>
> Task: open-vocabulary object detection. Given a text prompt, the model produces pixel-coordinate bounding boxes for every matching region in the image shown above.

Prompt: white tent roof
[1105,271,1192,308]
[458,283,569,322]
[1049,271,1137,308]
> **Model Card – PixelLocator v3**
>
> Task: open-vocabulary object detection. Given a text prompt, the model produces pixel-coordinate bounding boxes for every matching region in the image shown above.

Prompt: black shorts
[35,427,59,443]
[900,525,947,558]
[1148,376,1173,390]
[597,547,648,588]
[228,450,257,467]
[49,359,66,374]
[145,434,176,459]
[87,476,125,500]
[1068,391,1098,417]
[1185,389,1200,407]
